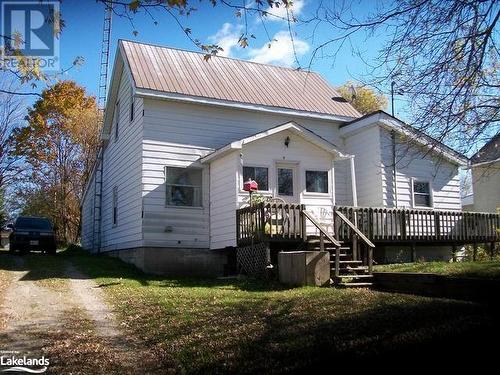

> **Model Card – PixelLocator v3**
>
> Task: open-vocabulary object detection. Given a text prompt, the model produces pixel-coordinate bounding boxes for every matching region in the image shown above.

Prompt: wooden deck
[236,203,500,246]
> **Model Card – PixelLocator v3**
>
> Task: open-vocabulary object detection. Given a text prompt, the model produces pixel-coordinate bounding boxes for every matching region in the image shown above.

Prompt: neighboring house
[81,40,497,277]
[467,135,500,213]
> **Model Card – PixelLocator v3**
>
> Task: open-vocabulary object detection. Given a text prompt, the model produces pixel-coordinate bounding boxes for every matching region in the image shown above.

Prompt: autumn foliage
[12,81,100,244]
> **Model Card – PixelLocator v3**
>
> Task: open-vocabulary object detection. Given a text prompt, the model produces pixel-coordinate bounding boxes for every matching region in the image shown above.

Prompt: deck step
[336,274,373,279]
[337,260,362,264]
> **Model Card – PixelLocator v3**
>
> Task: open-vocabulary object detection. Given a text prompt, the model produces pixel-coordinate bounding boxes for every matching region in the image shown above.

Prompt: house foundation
[104,247,230,277]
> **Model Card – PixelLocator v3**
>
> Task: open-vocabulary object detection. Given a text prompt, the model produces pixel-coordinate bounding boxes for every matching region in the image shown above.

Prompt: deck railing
[236,203,303,246]
[334,206,500,244]
[237,204,500,246]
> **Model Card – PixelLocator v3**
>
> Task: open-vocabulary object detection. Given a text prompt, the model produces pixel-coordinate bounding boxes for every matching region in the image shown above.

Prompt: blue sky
[53,0,407,116]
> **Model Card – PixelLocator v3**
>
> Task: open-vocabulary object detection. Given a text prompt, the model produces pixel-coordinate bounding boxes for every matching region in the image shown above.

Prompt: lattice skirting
[237,242,270,277]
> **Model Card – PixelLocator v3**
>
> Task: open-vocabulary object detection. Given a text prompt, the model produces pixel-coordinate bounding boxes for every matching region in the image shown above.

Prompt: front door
[275,162,299,203]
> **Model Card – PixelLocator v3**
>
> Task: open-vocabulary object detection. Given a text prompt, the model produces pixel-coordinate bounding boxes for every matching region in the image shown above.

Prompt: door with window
[275,162,299,203]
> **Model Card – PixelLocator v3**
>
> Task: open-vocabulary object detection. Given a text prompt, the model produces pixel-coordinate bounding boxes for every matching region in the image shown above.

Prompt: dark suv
[8,216,57,255]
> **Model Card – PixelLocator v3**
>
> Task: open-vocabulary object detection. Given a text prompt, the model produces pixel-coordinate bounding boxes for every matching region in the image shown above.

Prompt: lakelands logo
[0,354,49,373]
[1,0,60,71]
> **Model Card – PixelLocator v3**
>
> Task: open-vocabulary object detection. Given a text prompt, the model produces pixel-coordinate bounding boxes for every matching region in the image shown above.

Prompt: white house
[81,40,487,276]
[464,135,499,213]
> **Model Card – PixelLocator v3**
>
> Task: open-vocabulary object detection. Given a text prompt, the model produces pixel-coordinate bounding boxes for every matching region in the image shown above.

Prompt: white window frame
[241,165,271,193]
[304,169,330,196]
[411,178,434,208]
[165,166,203,209]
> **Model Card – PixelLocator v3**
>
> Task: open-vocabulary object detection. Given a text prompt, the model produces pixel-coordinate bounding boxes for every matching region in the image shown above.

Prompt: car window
[15,218,52,230]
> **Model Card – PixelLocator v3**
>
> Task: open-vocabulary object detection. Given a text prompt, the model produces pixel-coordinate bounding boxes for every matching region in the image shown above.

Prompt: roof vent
[331,96,348,103]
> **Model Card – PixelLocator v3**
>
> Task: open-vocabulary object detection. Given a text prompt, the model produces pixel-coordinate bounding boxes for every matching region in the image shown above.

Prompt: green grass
[374,260,500,280]
[1,248,499,372]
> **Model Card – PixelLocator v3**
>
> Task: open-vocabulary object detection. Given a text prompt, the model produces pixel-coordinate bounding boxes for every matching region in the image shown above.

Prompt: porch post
[350,156,359,261]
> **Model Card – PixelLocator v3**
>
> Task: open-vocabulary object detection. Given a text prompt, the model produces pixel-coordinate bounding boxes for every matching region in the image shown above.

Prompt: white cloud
[264,0,305,21]
[208,22,243,57]
[248,30,309,67]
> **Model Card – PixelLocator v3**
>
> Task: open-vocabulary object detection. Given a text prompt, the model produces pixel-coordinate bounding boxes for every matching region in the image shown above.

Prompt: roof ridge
[119,39,320,75]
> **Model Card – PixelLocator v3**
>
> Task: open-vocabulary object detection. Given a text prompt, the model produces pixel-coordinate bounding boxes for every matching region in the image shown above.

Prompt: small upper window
[413,180,432,207]
[243,166,268,191]
[166,167,202,207]
[306,171,328,193]
[114,100,120,141]
[130,89,134,122]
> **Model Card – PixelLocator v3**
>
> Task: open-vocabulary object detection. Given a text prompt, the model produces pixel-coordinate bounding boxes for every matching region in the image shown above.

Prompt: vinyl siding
[141,99,345,249]
[81,168,96,251]
[100,71,144,250]
[343,125,383,206]
[471,163,500,212]
[209,152,239,249]
[379,128,462,210]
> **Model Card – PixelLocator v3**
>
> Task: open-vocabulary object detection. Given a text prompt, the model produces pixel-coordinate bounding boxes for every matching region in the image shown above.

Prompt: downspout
[391,130,398,208]
[349,156,358,207]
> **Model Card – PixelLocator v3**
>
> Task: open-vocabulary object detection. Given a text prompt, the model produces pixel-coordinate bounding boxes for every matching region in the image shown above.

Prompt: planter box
[278,251,330,287]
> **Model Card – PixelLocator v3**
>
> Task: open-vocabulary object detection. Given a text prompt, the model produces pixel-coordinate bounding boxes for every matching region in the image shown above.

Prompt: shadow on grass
[0,248,292,292]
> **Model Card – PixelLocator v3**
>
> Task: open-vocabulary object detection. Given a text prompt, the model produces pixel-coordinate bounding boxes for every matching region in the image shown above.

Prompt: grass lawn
[1,249,499,372]
[374,260,500,280]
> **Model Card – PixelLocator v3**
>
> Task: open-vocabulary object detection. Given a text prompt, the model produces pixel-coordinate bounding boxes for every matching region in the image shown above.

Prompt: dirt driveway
[0,255,152,374]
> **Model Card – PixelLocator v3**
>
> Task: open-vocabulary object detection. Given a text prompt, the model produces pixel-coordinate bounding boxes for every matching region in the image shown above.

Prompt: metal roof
[120,40,360,119]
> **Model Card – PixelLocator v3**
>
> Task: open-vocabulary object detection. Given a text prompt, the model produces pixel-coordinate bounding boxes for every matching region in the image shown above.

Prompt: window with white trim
[306,170,329,193]
[165,167,202,207]
[242,166,268,191]
[412,180,432,207]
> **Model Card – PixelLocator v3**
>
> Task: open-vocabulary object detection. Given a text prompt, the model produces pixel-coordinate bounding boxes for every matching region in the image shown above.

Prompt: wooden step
[337,260,362,264]
[336,274,373,279]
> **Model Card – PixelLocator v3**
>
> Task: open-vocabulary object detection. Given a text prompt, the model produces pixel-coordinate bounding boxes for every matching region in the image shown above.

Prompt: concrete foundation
[104,247,229,277]
[376,245,459,263]
[278,251,330,287]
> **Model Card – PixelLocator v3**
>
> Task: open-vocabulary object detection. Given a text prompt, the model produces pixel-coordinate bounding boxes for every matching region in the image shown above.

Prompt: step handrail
[302,210,341,247]
[335,210,375,248]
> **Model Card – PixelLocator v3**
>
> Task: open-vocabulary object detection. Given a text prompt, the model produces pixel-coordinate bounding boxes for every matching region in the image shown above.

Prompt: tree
[0,75,25,190]
[307,0,499,153]
[12,81,100,243]
[337,82,388,115]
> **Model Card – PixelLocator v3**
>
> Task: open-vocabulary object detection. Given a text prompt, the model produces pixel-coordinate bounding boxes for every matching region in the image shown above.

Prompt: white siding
[343,125,383,206]
[80,168,96,251]
[379,128,462,210]
[209,152,239,249]
[141,99,345,249]
[236,130,336,234]
[471,163,500,213]
[100,71,144,250]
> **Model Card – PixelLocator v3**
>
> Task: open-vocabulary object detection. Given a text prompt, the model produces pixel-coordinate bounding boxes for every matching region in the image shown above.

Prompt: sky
[50,0,407,116]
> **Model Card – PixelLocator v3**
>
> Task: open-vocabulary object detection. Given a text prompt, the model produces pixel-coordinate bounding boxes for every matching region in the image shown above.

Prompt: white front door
[275,162,299,203]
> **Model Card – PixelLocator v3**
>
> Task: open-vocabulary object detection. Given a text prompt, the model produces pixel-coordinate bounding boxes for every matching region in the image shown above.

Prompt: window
[166,167,202,207]
[243,166,268,191]
[413,180,432,207]
[277,168,294,196]
[114,100,120,141]
[306,171,328,193]
[130,89,134,122]
[112,187,118,225]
